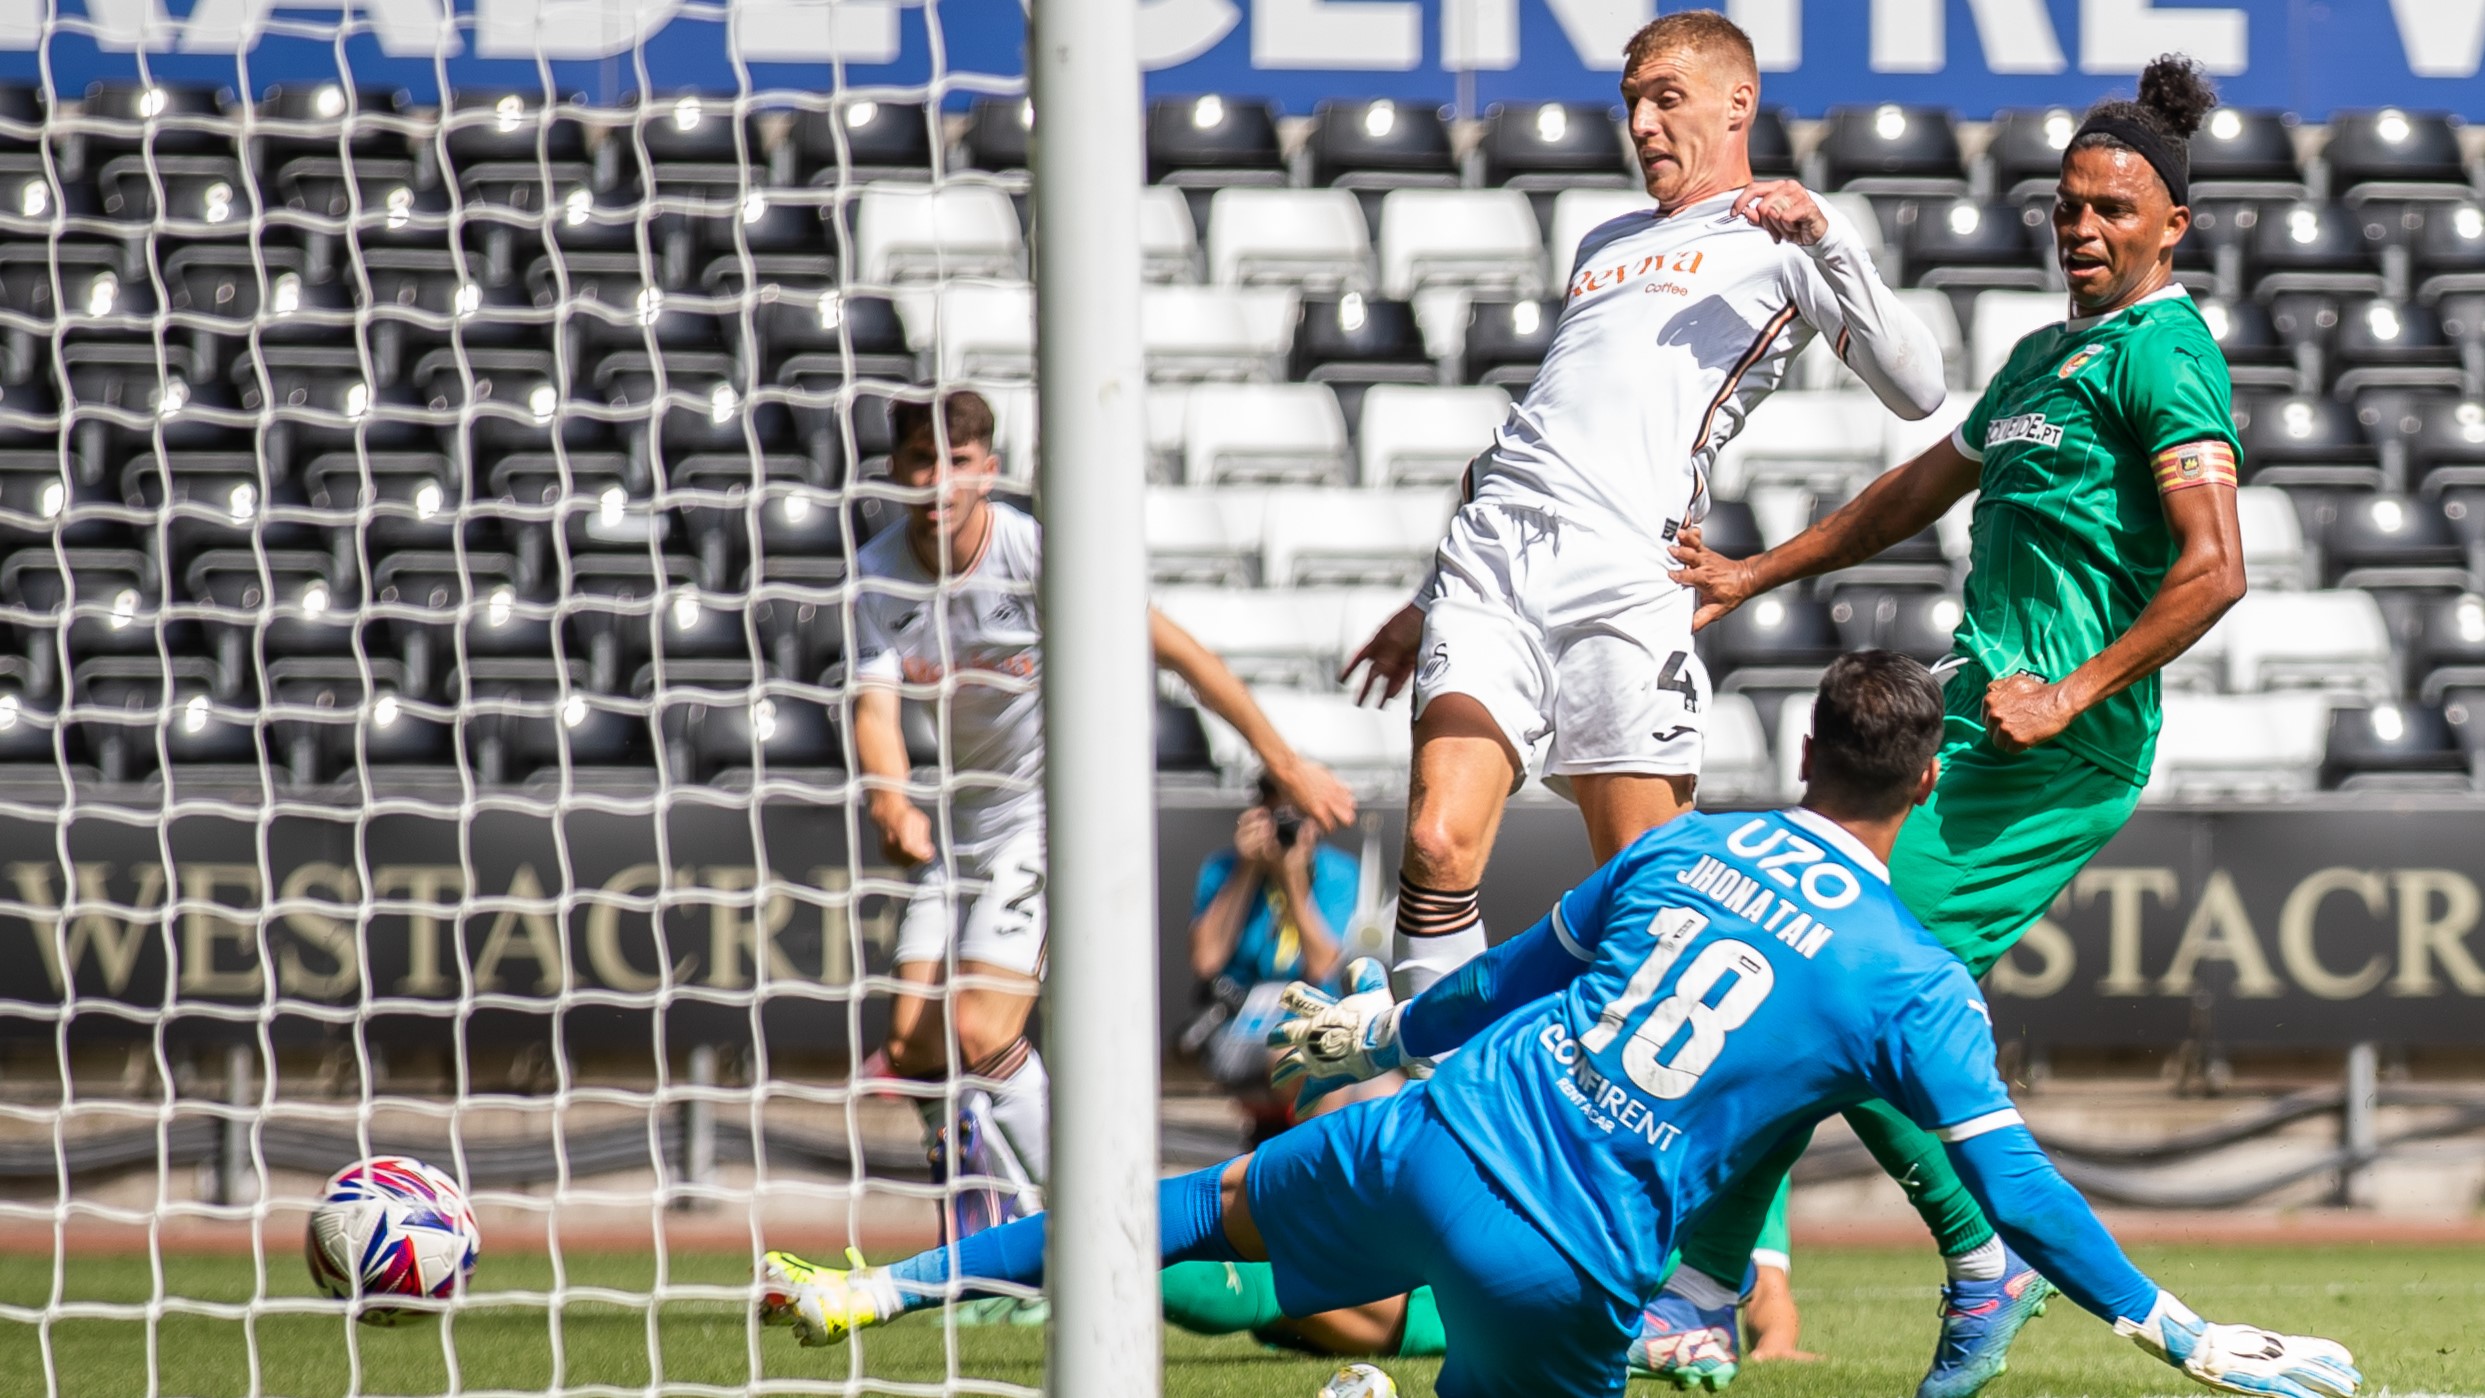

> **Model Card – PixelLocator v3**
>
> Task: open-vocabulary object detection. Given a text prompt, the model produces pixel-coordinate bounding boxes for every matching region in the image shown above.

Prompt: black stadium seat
[2410,592,2485,702]
[1289,294,1430,387]
[1819,104,1965,197]
[70,81,231,170]
[1829,586,1961,665]
[2248,202,2383,298]
[961,96,1033,174]
[2330,297,2461,396]
[785,99,934,184]
[2408,398,2485,494]
[1900,200,2044,292]
[1747,108,1796,181]
[1147,94,1285,189]
[2322,703,2469,791]
[1156,693,1215,776]
[2187,108,2304,194]
[2323,109,2467,203]
[2321,492,2470,592]
[1461,298,1558,388]
[1308,98,1456,193]
[2197,296,2293,389]
[1984,107,2079,204]
[249,83,414,174]
[2235,391,2380,489]
[1478,102,1627,191]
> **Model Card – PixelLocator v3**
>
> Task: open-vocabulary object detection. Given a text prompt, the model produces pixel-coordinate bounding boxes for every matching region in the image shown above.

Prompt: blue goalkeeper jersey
[1421,808,2023,1304]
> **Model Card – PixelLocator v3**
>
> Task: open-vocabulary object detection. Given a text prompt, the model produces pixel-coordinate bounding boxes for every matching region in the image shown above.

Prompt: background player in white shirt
[854,391,1354,1232]
[1345,10,1945,991]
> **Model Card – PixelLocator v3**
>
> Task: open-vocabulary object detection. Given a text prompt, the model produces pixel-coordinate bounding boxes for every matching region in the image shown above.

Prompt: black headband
[2071,113,2189,207]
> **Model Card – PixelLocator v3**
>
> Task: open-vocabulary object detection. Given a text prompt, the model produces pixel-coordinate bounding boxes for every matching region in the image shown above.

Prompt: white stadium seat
[1895,288,1967,388]
[1697,692,1777,805]
[2234,486,2311,591]
[854,184,1024,284]
[981,382,1037,485]
[1260,488,1436,587]
[1378,189,1547,299]
[1712,389,1889,498]
[1820,192,1888,260]
[893,281,1034,379]
[1181,382,1352,485]
[1357,384,1510,486]
[1882,393,1975,470]
[1144,384,1191,481]
[2212,590,2397,700]
[1144,487,1261,586]
[1209,688,1411,779]
[2144,691,2331,802]
[1548,188,1652,279]
[1152,587,1337,688]
[1207,188,1371,291]
[1773,692,1815,802]
[1968,290,2063,388]
[1332,585,1419,663]
[1140,186,1202,283]
[1142,284,1298,382]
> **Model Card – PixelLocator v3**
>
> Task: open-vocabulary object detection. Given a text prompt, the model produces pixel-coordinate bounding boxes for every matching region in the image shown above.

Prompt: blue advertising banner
[0,0,2478,120]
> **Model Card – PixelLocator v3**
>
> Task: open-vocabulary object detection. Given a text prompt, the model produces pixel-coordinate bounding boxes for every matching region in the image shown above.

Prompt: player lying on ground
[857,390,1355,1237]
[760,653,2354,1398]
[1158,1181,1809,1364]
[1340,9,1945,1006]
[1649,54,2248,1398]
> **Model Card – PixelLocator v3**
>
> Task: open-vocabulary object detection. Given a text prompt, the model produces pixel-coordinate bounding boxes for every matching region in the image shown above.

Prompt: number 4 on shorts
[1657,652,1701,712]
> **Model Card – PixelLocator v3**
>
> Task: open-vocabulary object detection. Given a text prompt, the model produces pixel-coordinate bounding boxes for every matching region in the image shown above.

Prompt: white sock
[1664,1267,1741,1313]
[1946,1237,2007,1282]
[983,1045,1051,1190]
[1392,921,1488,998]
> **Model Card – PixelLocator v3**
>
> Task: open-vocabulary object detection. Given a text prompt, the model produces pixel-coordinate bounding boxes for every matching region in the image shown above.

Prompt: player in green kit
[1652,55,2248,1398]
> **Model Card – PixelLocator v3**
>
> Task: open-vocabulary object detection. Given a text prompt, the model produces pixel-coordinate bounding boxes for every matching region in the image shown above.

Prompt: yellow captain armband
[2151,440,2239,494]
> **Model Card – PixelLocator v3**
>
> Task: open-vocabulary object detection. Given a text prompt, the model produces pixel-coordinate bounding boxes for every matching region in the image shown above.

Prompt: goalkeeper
[1651,53,2247,1398]
[756,654,2354,1398]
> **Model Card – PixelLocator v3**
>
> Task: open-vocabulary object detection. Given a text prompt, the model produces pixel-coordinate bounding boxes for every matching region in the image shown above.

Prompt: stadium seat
[1155,692,1217,776]
[672,456,844,591]
[1893,288,1966,387]
[73,658,259,786]
[2410,591,2485,702]
[758,287,914,387]
[1901,200,2045,293]
[1145,486,1261,586]
[1259,487,1450,588]
[2236,391,2380,488]
[2248,203,2383,298]
[1459,297,1559,388]
[961,96,1034,175]
[1139,186,1201,283]
[2321,492,2470,591]
[2144,691,2330,802]
[668,689,842,782]
[1819,104,1966,198]
[1827,586,1961,665]
[465,663,650,783]
[2409,201,2485,302]
[853,184,1022,283]
[1308,99,1457,193]
[1356,385,1508,487]
[1881,394,1973,471]
[1206,188,1371,292]
[1152,586,1339,689]
[2324,109,2468,204]
[1222,686,1410,783]
[1771,692,1815,801]
[2234,485,2312,591]
[1984,108,2081,205]
[784,99,935,184]
[1547,188,1654,275]
[249,83,413,174]
[1706,593,1841,696]
[1747,108,1797,181]
[1477,102,1628,191]
[894,281,1034,380]
[2330,297,2461,395]
[1712,390,1888,498]
[1180,383,1350,486]
[2408,397,2485,494]
[1141,285,1297,383]
[1967,290,2062,387]
[1691,500,1763,560]
[1377,190,1546,299]
[1698,691,1777,806]
[1290,294,1431,390]
[2196,295,2294,390]
[188,549,357,678]
[2213,589,2396,700]
[2188,108,2307,197]
[1147,94,1286,190]
[70,81,231,169]
[2323,702,2469,791]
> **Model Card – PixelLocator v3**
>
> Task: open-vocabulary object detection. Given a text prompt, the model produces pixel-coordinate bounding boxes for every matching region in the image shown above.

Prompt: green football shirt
[1949,285,2239,786]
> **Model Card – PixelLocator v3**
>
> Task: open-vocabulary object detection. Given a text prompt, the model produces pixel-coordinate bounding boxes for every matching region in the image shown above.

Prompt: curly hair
[2071,53,2218,163]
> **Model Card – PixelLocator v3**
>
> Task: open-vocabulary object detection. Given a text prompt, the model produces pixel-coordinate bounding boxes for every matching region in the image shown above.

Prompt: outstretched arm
[1739,179,1946,420]
[1151,606,1356,831]
[1669,434,1981,630]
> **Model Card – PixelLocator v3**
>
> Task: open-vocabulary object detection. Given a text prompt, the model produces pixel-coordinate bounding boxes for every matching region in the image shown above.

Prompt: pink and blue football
[305,1156,482,1324]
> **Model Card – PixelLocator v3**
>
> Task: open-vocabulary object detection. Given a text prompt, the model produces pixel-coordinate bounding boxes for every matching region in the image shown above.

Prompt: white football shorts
[892,820,1049,978]
[1413,500,1710,791]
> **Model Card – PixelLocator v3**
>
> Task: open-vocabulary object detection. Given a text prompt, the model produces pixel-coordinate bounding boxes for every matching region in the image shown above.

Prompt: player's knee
[1403,812,1488,886]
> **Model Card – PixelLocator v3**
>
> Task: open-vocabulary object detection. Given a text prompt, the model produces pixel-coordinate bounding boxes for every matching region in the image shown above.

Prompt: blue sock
[881,1164,1243,1314]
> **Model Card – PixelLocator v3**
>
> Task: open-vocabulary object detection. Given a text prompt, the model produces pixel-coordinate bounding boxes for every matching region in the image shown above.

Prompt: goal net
[0,3,1075,1393]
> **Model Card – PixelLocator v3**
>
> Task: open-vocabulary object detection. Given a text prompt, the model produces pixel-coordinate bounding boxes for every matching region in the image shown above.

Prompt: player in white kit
[854,391,1355,1237]
[1346,11,1947,988]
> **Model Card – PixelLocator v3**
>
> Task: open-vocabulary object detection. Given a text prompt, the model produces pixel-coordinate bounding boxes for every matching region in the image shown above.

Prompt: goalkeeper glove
[1268,958,1426,1110]
[2117,1292,2360,1398]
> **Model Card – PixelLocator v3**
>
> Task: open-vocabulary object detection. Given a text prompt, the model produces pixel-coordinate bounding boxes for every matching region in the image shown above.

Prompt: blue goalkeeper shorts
[1245,1084,1637,1398]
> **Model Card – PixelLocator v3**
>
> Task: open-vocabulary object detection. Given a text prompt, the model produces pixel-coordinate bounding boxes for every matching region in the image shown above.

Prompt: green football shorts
[1889,729,2144,977]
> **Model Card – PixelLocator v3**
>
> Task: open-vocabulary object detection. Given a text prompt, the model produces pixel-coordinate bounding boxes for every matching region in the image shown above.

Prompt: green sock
[1675,1124,1815,1290]
[1161,1261,1284,1336]
[1843,1098,1996,1258]
[1396,1286,1445,1356]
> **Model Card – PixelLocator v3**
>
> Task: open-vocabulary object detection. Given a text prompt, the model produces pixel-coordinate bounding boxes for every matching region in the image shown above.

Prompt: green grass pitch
[1,1244,2477,1396]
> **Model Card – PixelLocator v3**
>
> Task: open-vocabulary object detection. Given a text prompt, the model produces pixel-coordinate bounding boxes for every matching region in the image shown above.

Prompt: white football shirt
[852,500,1045,843]
[1483,188,1942,554]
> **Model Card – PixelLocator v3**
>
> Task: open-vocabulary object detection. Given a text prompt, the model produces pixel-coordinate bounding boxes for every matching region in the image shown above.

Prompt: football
[304,1156,482,1324]
[1318,1362,1399,1398]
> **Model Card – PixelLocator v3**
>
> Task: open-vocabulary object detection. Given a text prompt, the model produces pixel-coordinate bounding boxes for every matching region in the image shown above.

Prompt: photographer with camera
[1182,774,1361,1143]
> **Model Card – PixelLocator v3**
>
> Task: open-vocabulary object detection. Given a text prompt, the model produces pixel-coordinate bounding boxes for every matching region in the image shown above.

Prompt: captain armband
[2151,440,2238,494]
